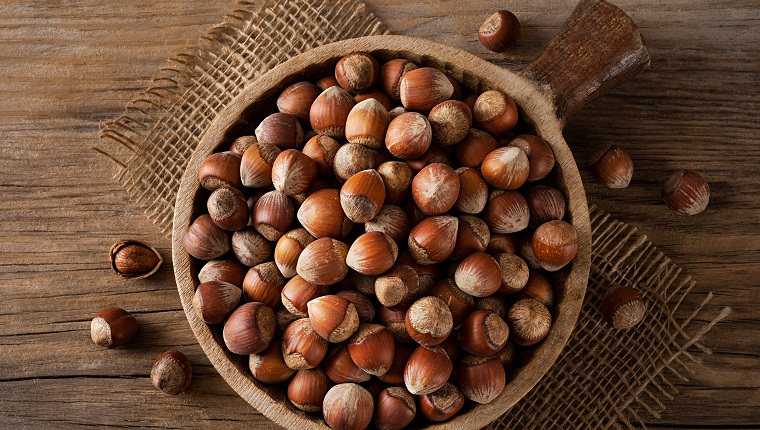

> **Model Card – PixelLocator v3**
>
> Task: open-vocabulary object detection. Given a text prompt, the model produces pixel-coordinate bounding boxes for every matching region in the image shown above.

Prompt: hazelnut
[377,161,413,204]
[282,318,329,370]
[483,190,530,234]
[385,112,432,159]
[302,134,340,178]
[183,214,231,261]
[405,146,451,171]
[274,228,315,278]
[419,382,465,422]
[355,88,393,109]
[662,169,710,215]
[349,271,378,296]
[507,298,551,346]
[90,307,138,349]
[324,344,371,383]
[399,67,454,112]
[198,257,247,287]
[277,81,321,124]
[249,342,296,384]
[281,275,328,318]
[494,253,530,294]
[323,383,374,430]
[310,86,356,138]
[454,167,489,214]
[255,112,303,150]
[428,100,472,146]
[335,52,380,93]
[532,220,579,271]
[271,149,317,197]
[347,324,395,376]
[109,239,162,279]
[375,264,419,310]
[600,286,646,330]
[334,143,377,182]
[457,310,509,356]
[454,252,502,297]
[450,214,490,261]
[486,233,518,255]
[514,269,554,306]
[589,144,634,189]
[481,146,530,190]
[525,185,566,227]
[377,306,413,344]
[478,10,521,52]
[150,350,192,395]
[297,238,349,285]
[497,341,517,368]
[198,151,242,190]
[475,295,509,320]
[380,58,418,100]
[242,262,286,308]
[457,354,506,404]
[376,344,413,385]
[517,231,542,270]
[297,189,354,239]
[335,290,376,323]
[252,190,294,241]
[508,134,555,182]
[373,387,417,430]
[404,345,453,395]
[231,227,273,267]
[240,142,281,188]
[207,187,249,231]
[222,302,276,355]
[288,367,329,413]
[307,294,360,342]
[340,169,386,223]
[365,204,411,245]
[428,279,474,328]
[405,296,453,346]
[192,280,242,324]
[388,106,407,119]
[316,76,340,91]
[345,98,390,150]
[473,90,519,136]
[407,215,459,265]
[411,163,460,215]
[229,135,257,156]
[456,128,498,168]
[346,232,398,276]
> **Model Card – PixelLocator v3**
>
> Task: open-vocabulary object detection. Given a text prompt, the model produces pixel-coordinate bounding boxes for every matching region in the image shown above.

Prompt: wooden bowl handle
[522,0,650,122]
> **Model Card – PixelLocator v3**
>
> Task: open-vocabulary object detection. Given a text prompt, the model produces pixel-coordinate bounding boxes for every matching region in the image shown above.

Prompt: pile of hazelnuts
[182,50,580,430]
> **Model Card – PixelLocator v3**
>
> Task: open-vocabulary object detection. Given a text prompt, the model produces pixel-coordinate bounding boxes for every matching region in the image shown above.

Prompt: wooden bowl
[172,1,648,428]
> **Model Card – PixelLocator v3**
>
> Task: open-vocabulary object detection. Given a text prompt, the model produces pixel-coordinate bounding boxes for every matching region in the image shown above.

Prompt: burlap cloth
[94,1,731,428]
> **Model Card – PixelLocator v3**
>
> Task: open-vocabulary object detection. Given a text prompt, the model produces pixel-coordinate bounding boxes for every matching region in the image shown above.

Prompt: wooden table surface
[1,0,757,428]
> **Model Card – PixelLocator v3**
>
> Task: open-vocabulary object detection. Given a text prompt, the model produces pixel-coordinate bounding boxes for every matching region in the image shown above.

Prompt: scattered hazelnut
[252,190,294,241]
[345,98,390,150]
[428,279,475,328]
[249,342,296,384]
[229,135,257,156]
[406,146,451,171]
[457,354,506,404]
[481,146,530,190]
[335,52,380,93]
[457,310,510,356]
[297,238,349,285]
[532,220,579,271]
[198,257,247,287]
[277,81,321,124]
[475,295,509,320]
[494,253,530,294]
[198,151,242,190]
[297,189,354,239]
[483,190,530,234]
[109,240,162,279]
[375,264,419,310]
[507,298,551,346]
[207,186,249,231]
[302,134,340,178]
[255,112,304,150]
[183,214,231,261]
[478,10,521,52]
[419,382,465,422]
[380,58,418,100]
[407,215,459,265]
[316,76,339,91]
[333,143,377,181]
[454,167,489,214]
[377,161,413,204]
[242,261,286,308]
[335,290,376,323]
[323,383,374,430]
[405,296,453,346]
[350,271,378,296]
[222,302,276,355]
[514,269,554,306]
[428,100,472,146]
[307,294,360,343]
[377,305,413,344]
[454,252,502,297]
[486,233,518,255]
[282,318,329,370]
[508,134,555,182]
[274,228,315,278]
[589,144,634,189]
[404,345,453,395]
[601,286,646,330]
[473,90,518,136]
[281,275,328,318]
[456,128,498,168]
[240,142,281,188]
[151,350,192,395]
[310,86,356,138]
[324,344,371,384]
[662,169,710,215]
[385,112,432,159]
[231,227,273,267]
[388,106,407,119]
[373,387,417,430]
[365,204,411,245]
[347,324,396,376]
[449,215,490,261]
[271,149,318,196]
[287,367,329,413]
[399,67,454,113]
[411,163,460,215]
[525,185,566,227]
[192,280,242,324]
[90,307,138,349]
[340,169,386,223]
[346,232,398,276]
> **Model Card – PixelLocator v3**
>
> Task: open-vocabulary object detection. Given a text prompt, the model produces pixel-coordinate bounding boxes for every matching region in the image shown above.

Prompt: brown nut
[428,279,474,328]
[288,367,329,413]
[274,228,315,278]
[457,310,509,356]
[411,163,460,215]
[494,253,530,294]
[479,10,521,52]
[475,295,509,320]
[310,85,356,138]
[317,75,340,91]
[405,296,453,346]
[340,169,386,223]
[349,271,378,297]
[404,345,453,395]
[347,323,396,376]
[473,90,518,136]
[377,161,413,204]
[346,232,398,276]
[525,185,566,228]
[297,189,354,239]
[373,387,417,430]
[250,342,296,384]
[183,214,231,261]
[376,344,413,385]
[252,190,294,241]
[222,302,276,355]
[240,142,281,188]
[486,233,518,255]
[407,215,459,265]
[192,280,242,324]
[388,106,408,119]
[377,306,413,344]
[454,167,489,214]
[399,67,454,113]
[483,190,530,234]
[532,220,579,271]
[281,275,328,318]
[271,149,318,197]
[242,262,286,308]
[302,134,340,178]
[282,318,329,370]
[517,231,542,270]
[365,204,411,245]
[514,269,554,306]
[385,112,432,159]
[507,298,551,346]
[151,350,192,395]
[450,215,490,261]
[334,143,377,182]
[307,294,360,342]
[207,186,249,231]
[662,169,710,215]
[375,264,419,310]
[297,238,349,285]
[90,307,138,349]
[231,227,273,267]
[601,286,646,330]
[345,98,390,150]
[335,52,380,93]
[277,81,321,124]
[454,252,502,297]
[457,354,506,404]
[198,257,247,287]
[428,100,472,146]
[323,383,374,430]
[508,134,555,182]
[481,146,530,190]
[109,240,162,279]
[419,382,465,422]
[335,290,376,323]
[229,135,258,156]
[324,344,371,383]
[456,128,498,168]
[405,146,451,171]
[589,144,634,189]
[199,151,242,190]
[380,58,418,100]
[255,112,304,150]
[354,88,394,111]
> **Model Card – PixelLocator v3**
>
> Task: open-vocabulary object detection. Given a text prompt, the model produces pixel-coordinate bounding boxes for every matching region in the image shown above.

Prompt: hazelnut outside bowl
[172,1,648,428]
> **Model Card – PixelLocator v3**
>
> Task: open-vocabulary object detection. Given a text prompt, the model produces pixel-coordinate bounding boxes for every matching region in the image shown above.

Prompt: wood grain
[0,0,758,429]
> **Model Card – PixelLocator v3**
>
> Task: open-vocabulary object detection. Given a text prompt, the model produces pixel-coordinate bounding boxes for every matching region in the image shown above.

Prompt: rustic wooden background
[0,0,757,428]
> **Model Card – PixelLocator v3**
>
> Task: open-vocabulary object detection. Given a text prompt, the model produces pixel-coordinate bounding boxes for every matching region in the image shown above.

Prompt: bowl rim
[172,34,591,430]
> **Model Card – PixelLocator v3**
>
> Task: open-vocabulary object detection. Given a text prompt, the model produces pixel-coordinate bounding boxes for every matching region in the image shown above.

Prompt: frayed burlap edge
[93,1,730,429]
